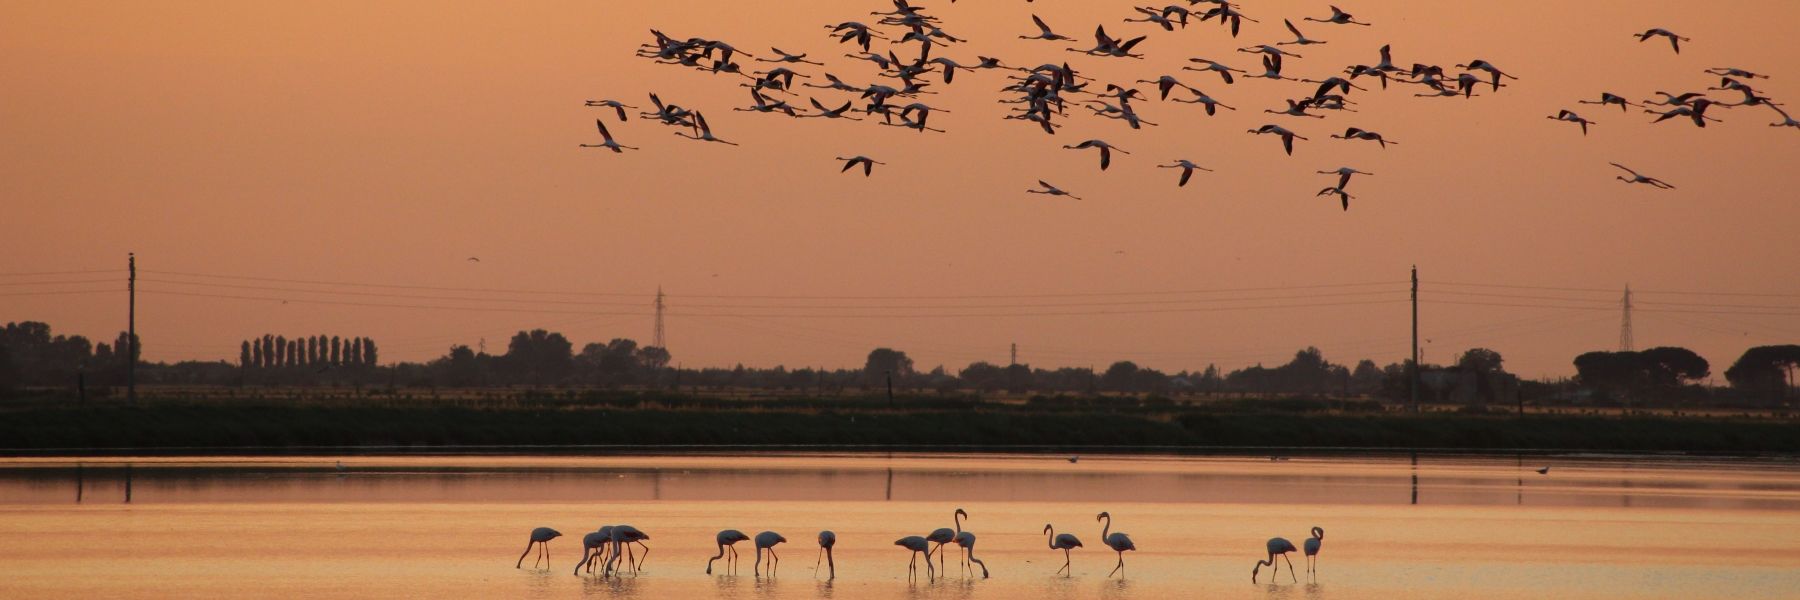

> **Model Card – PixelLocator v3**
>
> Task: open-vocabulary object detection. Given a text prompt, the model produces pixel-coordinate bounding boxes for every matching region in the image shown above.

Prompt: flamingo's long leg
[635,541,650,571]
[1283,553,1296,582]
[516,541,535,569]
[1110,552,1124,578]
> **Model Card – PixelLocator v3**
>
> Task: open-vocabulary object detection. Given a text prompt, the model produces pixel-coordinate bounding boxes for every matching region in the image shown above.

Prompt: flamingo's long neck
[1045,527,1056,549]
[1101,515,1111,540]
[954,511,963,534]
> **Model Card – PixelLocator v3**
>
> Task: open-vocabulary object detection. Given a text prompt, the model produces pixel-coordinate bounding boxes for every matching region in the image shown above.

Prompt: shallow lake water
[1,452,1797,599]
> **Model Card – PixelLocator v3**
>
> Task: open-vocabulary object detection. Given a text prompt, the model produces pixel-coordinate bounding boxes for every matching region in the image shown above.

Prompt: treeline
[2,320,1795,407]
[239,334,377,369]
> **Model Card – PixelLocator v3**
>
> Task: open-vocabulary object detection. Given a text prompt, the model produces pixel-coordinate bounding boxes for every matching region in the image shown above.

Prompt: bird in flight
[467,257,481,263]
[1318,167,1373,190]
[1027,180,1082,200]
[1579,93,1640,112]
[1611,163,1675,189]
[1279,19,1326,46]
[1547,110,1596,135]
[584,99,638,122]
[1635,28,1690,54]
[578,119,638,153]
[1158,160,1213,187]
[1303,5,1370,26]
[673,111,738,145]
[1316,186,1354,211]
[1021,14,1076,42]
[837,155,886,177]
[1247,124,1308,156]
[1063,139,1129,170]
[1330,127,1396,149]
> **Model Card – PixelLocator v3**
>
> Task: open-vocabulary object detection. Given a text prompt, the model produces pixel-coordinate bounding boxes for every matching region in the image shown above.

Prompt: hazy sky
[3,0,1797,378]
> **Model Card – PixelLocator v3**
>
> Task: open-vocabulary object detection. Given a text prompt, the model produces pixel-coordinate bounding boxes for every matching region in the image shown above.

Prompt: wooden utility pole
[1410,265,1419,414]
[127,253,137,405]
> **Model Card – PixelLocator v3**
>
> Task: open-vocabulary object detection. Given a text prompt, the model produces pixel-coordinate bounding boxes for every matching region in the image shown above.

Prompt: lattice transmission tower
[653,287,666,349]
[1618,285,1634,352]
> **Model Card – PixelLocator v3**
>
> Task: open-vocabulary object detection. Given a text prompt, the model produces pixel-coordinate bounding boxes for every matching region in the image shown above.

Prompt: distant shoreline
[5,395,1799,456]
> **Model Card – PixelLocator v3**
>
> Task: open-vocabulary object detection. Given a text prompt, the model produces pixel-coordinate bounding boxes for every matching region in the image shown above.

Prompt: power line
[141,267,1401,300]
[1430,279,1800,299]
[0,269,123,277]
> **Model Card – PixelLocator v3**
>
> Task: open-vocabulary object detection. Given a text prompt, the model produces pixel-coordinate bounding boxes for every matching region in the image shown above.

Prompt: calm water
[1,453,1797,599]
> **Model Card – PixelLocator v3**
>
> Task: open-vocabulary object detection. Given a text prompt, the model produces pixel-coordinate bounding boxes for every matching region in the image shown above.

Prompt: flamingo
[1021,14,1075,41]
[1647,100,1722,128]
[1279,19,1326,45]
[1579,93,1640,112]
[1044,523,1083,576]
[1304,527,1326,573]
[584,99,638,122]
[1158,160,1213,187]
[925,509,966,572]
[575,530,611,575]
[1184,58,1244,84]
[1248,124,1307,156]
[757,47,824,65]
[1170,87,1236,116]
[1318,186,1355,211]
[1705,67,1769,79]
[1064,140,1129,171]
[1455,59,1516,91]
[1304,5,1370,26]
[1635,28,1690,53]
[579,119,637,153]
[816,530,837,579]
[516,527,561,569]
[1330,127,1396,149]
[1318,167,1373,190]
[753,531,786,577]
[673,111,738,145]
[1136,75,1194,100]
[895,535,936,579]
[1768,105,1800,129]
[1547,110,1596,135]
[1253,537,1299,583]
[1124,6,1180,31]
[953,531,988,578]
[837,156,885,177]
[1027,180,1081,200]
[603,525,650,576]
[1611,163,1675,189]
[706,529,750,574]
[1097,512,1137,578]
[1646,91,1707,106]
[1267,98,1326,119]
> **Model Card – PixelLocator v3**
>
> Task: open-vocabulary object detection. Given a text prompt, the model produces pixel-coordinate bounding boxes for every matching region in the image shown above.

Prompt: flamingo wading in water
[1253,536,1299,583]
[1304,527,1326,574]
[895,535,936,579]
[707,529,750,574]
[1045,523,1083,576]
[516,527,561,569]
[816,530,837,579]
[754,530,787,577]
[1097,512,1137,578]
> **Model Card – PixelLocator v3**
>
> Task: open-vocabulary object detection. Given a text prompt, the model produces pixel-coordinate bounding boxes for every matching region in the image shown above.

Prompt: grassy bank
[3,391,1799,454]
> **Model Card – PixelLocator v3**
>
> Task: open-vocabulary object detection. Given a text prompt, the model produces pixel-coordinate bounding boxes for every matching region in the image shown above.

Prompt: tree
[274,336,287,367]
[363,338,379,367]
[1725,345,1800,402]
[635,345,670,372]
[252,338,265,369]
[330,336,342,366]
[960,361,1005,391]
[864,348,914,386]
[262,335,274,368]
[1456,348,1508,406]
[1101,361,1141,392]
[1351,359,1383,394]
[240,341,251,368]
[348,337,362,366]
[504,329,574,384]
[1639,347,1709,387]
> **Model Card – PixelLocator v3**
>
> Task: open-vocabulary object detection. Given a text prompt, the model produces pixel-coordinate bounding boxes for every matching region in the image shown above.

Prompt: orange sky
[3,0,1798,378]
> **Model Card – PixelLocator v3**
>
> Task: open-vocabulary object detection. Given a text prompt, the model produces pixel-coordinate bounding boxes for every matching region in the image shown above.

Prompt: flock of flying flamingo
[580,0,1792,211]
[518,508,1327,583]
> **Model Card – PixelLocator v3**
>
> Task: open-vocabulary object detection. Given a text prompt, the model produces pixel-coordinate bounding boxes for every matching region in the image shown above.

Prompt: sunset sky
[3,0,1797,378]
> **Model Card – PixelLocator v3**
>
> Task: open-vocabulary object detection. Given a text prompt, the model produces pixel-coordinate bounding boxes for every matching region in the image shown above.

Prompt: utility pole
[652,286,666,349]
[1410,265,1419,414]
[1618,284,1634,352]
[127,253,137,405]
[1009,343,1017,367]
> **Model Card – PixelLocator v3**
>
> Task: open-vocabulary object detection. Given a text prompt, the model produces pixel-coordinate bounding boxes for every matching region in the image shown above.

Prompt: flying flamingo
[1027,180,1082,200]
[1304,5,1370,26]
[1063,139,1129,170]
[1318,167,1373,190]
[816,530,837,579]
[707,529,750,574]
[1247,124,1308,156]
[1253,537,1299,583]
[579,119,637,153]
[754,530,786,577]
[516,527,561,569]
[1580,93,1640,112]
[1330,127,1397,148]
[1044,523,1083,576]
[1611,163,1675,189]
[1635,28,1690,53]
[673,111,738,145]
[837,156,885,176]
[1097,512,1137,578]
[1158,159,1213,187]
[1304,527,1326,574]
[895,535,936,579]
[1547,110,1596,135]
